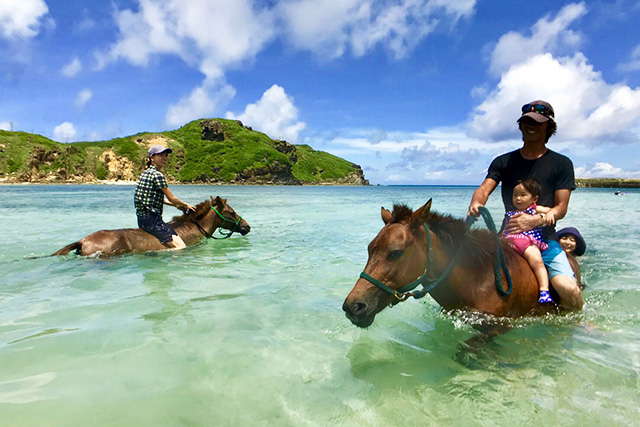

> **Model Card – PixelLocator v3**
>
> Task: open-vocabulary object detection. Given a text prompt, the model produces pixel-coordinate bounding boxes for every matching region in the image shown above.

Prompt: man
[134,145,195,250]
[467,100,583,309]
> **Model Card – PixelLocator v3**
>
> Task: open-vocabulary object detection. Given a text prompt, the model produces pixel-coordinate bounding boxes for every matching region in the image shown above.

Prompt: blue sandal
[538,290,553,304]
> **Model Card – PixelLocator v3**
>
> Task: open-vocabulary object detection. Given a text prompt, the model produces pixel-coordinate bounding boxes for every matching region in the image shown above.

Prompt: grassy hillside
[0,119,368,185]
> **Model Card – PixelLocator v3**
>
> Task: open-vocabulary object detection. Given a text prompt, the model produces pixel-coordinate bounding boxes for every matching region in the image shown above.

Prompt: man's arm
[467,178,498,217]
[507,189,571,233]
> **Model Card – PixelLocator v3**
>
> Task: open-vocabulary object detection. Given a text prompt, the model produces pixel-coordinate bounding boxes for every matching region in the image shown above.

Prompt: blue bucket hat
[557,227,586,256]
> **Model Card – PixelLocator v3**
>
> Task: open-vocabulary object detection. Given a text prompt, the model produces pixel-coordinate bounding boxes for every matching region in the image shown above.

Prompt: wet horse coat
[52,196,250,257]
[343,199,579,328]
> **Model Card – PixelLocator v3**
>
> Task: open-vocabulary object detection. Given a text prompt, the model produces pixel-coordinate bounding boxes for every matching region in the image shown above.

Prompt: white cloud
[61,57,82,77]
[279,0,477,59]
[469,3,640,145]
[575,162,640,178]
[0,0,49,39]
[75,89,93,109]
[489,2,586,77]
[165,80,236,127]
[226,84,306,142]
[53,122,77,142]
[0,121,12,131]
[617,44,640,73]
[96,0,274,77]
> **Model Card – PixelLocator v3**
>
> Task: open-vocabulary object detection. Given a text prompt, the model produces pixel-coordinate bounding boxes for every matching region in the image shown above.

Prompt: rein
[191,206,243,240]
[359,206,513,302]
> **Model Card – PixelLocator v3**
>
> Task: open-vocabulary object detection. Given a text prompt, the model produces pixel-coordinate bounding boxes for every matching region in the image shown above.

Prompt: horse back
[77,228,165,257]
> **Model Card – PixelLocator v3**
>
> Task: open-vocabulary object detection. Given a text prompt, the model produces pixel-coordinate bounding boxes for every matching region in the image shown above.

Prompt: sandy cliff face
[99,150,136,181]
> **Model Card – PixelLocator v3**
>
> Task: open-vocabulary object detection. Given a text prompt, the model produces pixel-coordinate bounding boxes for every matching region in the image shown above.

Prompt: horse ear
[381,206,392,224]
[215,196,223,207]
[411,198,432,226]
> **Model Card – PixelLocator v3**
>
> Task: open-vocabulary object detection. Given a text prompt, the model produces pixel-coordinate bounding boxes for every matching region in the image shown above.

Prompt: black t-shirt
[487,149,575,239]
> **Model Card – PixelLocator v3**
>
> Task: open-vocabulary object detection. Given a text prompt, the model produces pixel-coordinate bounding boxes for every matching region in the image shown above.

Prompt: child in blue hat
[557,227,586,256]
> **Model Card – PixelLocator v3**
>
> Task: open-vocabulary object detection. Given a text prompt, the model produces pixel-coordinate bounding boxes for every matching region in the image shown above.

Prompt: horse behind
[52,196,250,257]
[343,199,580,328]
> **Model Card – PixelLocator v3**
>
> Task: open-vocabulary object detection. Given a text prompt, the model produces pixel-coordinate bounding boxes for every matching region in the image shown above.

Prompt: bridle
[358,207,513,302]
[191,205,243,240]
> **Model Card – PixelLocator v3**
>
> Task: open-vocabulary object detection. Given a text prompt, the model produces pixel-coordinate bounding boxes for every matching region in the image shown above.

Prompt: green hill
[0,118,368,185]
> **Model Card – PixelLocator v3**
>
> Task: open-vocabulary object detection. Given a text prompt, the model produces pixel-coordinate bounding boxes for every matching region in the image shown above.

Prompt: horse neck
[173,210,222,241]
[423,227,469,308]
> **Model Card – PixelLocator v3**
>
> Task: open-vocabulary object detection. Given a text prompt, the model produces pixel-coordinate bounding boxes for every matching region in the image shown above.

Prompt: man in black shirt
[468,100,583,310]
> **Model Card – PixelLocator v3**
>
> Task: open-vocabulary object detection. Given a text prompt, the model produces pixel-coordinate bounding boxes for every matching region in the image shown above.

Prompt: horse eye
[387,249,404,261]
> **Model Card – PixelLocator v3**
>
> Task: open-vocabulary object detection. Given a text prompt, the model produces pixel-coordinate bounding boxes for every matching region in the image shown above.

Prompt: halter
[191,205,243,240]
[359,207,513,302]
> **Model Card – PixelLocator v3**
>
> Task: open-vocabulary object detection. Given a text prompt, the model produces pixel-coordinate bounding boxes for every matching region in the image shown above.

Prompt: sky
[2,0,640,185]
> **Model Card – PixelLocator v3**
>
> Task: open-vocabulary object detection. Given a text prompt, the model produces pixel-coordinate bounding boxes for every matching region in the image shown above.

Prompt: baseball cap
[518,100,555,123]
[148,145,173,157]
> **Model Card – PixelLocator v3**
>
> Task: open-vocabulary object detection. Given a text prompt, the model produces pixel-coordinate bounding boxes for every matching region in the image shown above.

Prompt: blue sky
[2,0,640,185]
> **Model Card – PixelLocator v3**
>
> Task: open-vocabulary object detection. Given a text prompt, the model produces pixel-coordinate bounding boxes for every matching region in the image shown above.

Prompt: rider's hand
[506,212,539,234]
[182,204,196,214]
[467,201,483,218]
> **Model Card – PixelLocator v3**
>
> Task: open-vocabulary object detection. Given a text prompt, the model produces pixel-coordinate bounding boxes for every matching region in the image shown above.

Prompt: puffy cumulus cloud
[0,121,12,130]
[488,2,586,77]
[617,44,640,73]
[165,80,236,127]
[61,57,82,77]
[470,53,640,143]
[0,0,49,39]
[469,3,640,144]
[75,89,93,109]
[575,162,640,178]
[226,84,306,142]
[53,122,77,142]
[279,0,477,59]
[96,0,274,78]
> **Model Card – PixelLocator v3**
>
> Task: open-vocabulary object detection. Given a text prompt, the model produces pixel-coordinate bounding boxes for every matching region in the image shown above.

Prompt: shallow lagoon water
[1,185,638,426]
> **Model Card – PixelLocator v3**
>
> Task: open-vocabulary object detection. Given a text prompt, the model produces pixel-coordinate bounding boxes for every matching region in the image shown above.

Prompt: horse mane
[391,203,514,270]
[169,199,212,224]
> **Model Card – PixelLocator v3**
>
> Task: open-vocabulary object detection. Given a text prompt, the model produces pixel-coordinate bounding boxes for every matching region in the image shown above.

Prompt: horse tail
[52,241,82,256]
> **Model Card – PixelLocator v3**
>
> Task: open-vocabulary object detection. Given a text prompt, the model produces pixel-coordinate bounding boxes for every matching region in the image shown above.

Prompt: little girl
[503,178,554,304]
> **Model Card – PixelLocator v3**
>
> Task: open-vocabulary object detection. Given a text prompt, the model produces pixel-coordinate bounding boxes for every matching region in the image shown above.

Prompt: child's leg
[524,245,553,303]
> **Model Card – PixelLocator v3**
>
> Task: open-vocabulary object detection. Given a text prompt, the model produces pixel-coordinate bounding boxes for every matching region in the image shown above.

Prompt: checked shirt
[134,166,168,216]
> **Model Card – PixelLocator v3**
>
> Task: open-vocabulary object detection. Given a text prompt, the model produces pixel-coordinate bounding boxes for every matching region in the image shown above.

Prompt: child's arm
[535,205,556,226]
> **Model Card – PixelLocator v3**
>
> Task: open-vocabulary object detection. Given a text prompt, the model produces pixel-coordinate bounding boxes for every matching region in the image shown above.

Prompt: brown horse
[343,199,580,328]
[52,196,250,257]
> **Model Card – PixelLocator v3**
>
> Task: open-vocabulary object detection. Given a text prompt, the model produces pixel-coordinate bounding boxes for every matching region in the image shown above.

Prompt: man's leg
[543,240,583,310]
[550,274,583,310]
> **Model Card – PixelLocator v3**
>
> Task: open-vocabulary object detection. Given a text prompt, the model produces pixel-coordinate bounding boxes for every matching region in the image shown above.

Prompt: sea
[0,184,638,426]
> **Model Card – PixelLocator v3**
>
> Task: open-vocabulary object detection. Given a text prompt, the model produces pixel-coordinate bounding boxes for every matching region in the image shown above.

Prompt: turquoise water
[1,185,638,426]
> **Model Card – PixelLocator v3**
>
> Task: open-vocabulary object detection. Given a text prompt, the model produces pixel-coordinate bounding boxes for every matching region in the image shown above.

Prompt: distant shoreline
[575,178,640,188]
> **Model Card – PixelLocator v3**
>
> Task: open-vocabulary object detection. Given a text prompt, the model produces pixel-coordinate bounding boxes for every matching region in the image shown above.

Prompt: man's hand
[467,201,484,218]
[506,212,540,234]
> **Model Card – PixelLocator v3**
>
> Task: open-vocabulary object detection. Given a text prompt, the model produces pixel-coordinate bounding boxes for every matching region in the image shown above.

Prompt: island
[0,118,369,186]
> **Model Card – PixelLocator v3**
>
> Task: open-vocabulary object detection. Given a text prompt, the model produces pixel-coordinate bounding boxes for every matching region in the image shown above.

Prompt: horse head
[209,196,251,236]
[343,199,433,327]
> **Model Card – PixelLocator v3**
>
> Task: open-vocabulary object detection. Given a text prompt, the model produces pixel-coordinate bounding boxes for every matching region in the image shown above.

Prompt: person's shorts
[542,240,575,279]
[137,212,177,245]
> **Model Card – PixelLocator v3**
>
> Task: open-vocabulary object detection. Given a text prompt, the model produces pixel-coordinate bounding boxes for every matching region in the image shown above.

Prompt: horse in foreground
[52,196,250,257]
[343,199,580,328]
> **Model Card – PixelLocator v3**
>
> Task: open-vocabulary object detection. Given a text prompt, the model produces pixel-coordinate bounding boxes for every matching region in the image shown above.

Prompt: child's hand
[543,211,556,226]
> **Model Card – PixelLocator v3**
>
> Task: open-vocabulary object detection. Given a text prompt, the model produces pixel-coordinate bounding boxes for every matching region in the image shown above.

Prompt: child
[134,145,195,250]
[502,178,555,304]
[557,227,586,256]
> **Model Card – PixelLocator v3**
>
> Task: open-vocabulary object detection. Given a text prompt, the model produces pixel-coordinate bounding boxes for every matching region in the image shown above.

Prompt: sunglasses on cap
[521,103,553,116]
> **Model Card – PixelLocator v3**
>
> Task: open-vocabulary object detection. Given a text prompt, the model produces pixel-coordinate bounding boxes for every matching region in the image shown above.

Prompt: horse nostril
[343,301,367,316]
